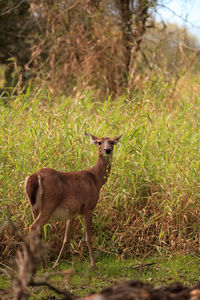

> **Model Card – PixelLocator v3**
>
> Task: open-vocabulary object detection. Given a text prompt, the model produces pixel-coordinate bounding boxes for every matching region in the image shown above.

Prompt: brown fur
[25,173,39,206]
[25,133,122,267]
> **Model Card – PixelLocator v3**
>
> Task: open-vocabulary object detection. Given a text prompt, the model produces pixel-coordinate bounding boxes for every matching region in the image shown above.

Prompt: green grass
[64,254,200,295]
[0,76,200,260]
[0,254,200,297]
[0,274,9,290]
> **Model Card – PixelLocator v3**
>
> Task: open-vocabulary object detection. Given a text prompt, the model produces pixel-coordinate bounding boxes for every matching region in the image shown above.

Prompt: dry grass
[1,232,199,299]
[23,0,200,99]
[0,75,200,263]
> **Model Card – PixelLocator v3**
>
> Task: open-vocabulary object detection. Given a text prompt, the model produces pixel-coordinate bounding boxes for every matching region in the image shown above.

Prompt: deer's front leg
[84,210,95,268]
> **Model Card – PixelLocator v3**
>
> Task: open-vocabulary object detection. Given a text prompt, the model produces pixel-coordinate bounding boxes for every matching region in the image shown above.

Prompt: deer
[25,133,122,268]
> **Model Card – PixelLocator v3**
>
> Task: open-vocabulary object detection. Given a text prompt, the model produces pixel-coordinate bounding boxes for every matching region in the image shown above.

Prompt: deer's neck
[90,155,112,190]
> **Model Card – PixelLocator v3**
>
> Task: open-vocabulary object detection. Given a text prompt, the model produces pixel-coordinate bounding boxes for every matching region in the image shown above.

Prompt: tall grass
[0,77,200,260]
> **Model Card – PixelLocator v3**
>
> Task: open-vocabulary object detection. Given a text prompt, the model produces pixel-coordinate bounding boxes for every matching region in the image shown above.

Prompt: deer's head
[85,133,122,158]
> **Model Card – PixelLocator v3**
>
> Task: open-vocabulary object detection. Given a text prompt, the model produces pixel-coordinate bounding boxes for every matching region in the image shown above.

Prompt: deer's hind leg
[29,197,59,268]
[29,191,59,236]
[52,218,74,268]
[30,206,39,221]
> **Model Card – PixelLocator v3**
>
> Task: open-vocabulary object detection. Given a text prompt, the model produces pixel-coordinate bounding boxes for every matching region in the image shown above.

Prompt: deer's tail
[25,174,42,207]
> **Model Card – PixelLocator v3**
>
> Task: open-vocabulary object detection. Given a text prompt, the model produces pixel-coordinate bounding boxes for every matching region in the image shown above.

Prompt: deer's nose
[104,149,111,154]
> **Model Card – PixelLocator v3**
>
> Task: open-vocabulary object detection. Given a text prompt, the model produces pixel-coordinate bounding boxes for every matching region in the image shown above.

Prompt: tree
[0,0,199,97]
[0,0,37,87]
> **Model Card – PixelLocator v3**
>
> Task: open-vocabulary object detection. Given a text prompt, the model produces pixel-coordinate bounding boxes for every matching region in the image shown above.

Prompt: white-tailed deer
[25,133,122,268]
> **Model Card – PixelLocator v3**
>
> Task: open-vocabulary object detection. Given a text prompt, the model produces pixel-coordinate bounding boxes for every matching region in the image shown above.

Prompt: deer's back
[26,168,99,216]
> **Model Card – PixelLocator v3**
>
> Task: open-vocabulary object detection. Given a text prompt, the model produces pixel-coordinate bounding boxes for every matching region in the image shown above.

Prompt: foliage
[24,0,157,97]
[1,254,200,298]
[0,0,36,87]
[1,0,199,97]
[59,254,200,296]
[0,74,199,261]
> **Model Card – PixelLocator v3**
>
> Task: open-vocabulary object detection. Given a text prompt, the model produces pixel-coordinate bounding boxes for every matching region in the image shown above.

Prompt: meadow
[0,75,200,296]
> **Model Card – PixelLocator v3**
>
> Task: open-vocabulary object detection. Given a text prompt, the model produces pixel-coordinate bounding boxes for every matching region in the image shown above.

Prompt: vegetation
[1,254,200,298]
[0,1,199,97]
[67,254,200,296]
[0,74,199,263]
[0,1,199,298]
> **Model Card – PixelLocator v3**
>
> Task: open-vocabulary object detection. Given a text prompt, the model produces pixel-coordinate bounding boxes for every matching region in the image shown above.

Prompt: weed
[0,76,200,261]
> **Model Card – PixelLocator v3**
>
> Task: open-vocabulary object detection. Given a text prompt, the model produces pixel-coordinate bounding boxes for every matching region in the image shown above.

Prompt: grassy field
[0,76,200,294]
[66,254,200,295]
[1,253,200,298]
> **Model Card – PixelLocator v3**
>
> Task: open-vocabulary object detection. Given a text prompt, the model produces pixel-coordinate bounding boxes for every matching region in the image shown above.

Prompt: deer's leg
[84,210,95,268]
[30,207,39,220]
[52,218,74,268]
[29,192,58,236]
[28,212,52,266]
[29,212,51,236]
[29,209,56,269]
[29,206,39,236]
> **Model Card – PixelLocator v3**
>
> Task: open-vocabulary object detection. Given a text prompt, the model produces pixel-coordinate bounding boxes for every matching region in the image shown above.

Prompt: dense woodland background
[0,0,200,97]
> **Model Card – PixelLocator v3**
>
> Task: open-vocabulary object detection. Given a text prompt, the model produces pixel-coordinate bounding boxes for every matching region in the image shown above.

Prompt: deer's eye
[98,141,102,145]
[110,141,114,145]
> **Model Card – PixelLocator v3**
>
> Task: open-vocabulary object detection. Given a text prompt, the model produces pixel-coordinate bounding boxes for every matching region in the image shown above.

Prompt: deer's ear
[85,132,98,144]
[112,135,122,145]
